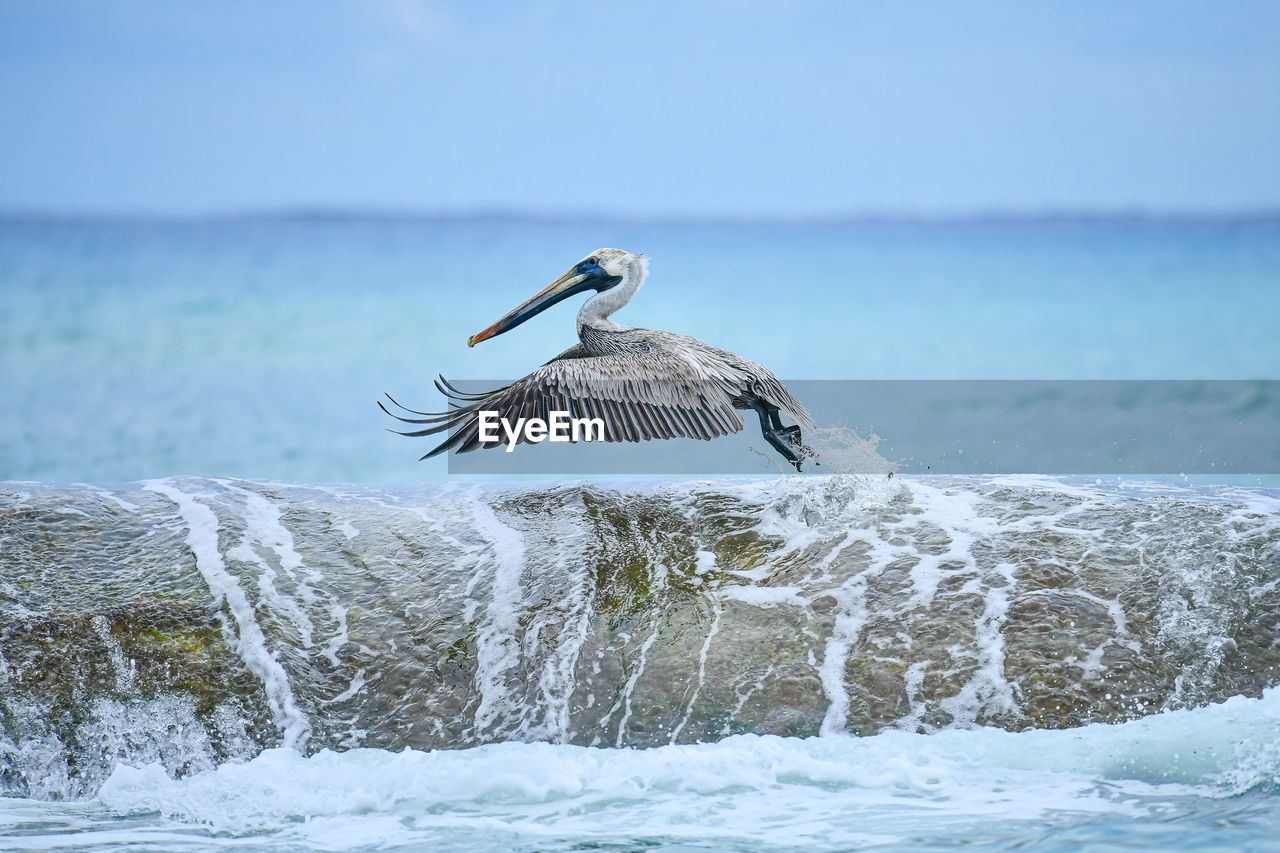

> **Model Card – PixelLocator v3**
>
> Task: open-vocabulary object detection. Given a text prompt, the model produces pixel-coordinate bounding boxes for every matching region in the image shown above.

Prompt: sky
[1,0,1278,218]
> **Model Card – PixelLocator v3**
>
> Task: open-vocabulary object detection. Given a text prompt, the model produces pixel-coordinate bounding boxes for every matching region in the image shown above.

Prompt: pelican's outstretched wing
[381,352,746,459]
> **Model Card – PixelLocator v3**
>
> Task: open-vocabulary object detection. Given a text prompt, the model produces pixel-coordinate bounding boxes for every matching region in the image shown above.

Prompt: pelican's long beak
[467,265,619,347]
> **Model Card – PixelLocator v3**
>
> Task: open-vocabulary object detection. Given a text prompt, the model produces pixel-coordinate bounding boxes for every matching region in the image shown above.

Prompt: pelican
[381,248,814,470]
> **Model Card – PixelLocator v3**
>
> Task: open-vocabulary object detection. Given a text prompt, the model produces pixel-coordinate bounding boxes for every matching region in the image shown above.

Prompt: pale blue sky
[2,0,1278,217]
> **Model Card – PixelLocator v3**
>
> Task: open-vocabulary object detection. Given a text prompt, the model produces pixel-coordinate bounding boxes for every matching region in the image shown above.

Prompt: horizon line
[2,205,1279,228]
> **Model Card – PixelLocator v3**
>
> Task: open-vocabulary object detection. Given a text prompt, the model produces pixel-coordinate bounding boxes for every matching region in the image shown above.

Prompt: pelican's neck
[577,254,648,334]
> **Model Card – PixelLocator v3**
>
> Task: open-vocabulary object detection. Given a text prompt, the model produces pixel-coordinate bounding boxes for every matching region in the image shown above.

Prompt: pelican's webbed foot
[752,402,806,472]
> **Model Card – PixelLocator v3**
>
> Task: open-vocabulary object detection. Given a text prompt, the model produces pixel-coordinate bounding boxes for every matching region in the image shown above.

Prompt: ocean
[3,215,1279,482]
[2,216,1279,850]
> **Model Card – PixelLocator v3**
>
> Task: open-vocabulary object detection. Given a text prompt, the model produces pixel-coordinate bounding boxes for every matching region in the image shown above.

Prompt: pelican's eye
[587,256,599,266]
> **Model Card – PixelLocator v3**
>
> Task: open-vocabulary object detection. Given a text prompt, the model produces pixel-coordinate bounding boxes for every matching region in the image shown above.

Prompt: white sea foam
[611,621,662,748]
[143,480,310,750]
[525,502,595,742]
[670,595,723,743]
[720,662,776,737]
[818,568,871,736]
[466,489,530,738]
[721,584,807,607]
[62,688,1280,851]
[937,559,1019,726]
[219,481,355,672]
[5,475,1277,848]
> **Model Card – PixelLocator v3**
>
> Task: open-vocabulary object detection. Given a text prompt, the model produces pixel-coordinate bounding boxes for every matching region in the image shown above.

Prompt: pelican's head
[467,248,641,347]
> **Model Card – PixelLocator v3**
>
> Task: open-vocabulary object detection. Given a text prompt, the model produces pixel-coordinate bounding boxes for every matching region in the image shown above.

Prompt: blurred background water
[3,215,1278,483]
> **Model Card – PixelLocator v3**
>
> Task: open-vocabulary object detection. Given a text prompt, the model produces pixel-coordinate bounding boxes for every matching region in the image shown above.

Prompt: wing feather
[383,351,747,458]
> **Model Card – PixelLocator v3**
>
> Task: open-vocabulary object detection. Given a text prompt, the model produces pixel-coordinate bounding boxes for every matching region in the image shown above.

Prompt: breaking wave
[2,474,1278,849]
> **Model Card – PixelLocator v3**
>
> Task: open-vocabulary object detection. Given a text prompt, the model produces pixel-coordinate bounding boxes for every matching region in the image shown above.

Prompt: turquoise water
[2,218,1279,851]
[2,216,1278,482]
[4,703,1280,851]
